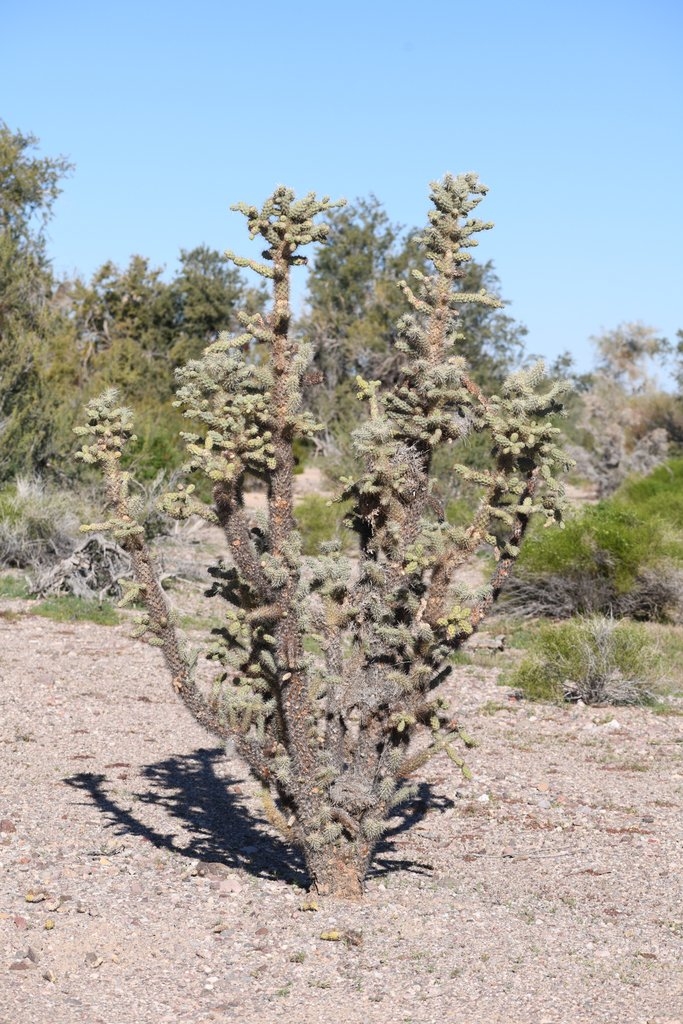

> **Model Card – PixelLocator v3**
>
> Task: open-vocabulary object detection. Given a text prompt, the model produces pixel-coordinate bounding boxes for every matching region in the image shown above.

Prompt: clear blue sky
[3,0,681,374]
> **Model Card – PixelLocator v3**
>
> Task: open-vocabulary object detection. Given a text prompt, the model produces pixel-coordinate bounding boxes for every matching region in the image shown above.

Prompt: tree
[168,244,267,368]
[63,248,266,478]
[0,123,73,479]
[302,198,526,385]
[569,322,671,496]
[71,256,176,401]
[301,196,425,391]
[78,174,570,898]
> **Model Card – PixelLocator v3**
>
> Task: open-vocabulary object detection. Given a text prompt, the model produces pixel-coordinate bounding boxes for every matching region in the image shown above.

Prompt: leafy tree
[78,174,570,898]
[301,196,425,390]
[168,244,266,368]
[62,248,266,478]
[299,195,527,467]
[568,323,672,495]
[0,122,73,479]
[69,256,175,402]
[302,198,526,386]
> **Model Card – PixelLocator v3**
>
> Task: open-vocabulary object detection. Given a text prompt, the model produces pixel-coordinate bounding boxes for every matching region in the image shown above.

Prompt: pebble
[0,819,16,832]
[219,877,242,895]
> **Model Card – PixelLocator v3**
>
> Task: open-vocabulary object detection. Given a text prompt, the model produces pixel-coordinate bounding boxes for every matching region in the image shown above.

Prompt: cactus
[76,175,571,897]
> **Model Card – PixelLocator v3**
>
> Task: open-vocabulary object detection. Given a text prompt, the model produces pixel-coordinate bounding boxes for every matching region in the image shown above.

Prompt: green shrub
[35,595,120,625]
[0,573,30,599]
[294,493,351,555]
[123,408,187,481]
[504,500,683,621]
[613,459,683,529]
[505,616,657,705]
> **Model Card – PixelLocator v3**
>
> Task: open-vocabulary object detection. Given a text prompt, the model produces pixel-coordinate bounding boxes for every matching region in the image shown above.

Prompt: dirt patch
[1,592,682,1023]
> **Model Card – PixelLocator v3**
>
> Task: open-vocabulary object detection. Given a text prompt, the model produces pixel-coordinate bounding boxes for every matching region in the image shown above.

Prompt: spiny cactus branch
[78,176,571,898]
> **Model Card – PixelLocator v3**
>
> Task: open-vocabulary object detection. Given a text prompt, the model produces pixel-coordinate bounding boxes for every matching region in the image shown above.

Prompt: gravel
[1,605,682,1024]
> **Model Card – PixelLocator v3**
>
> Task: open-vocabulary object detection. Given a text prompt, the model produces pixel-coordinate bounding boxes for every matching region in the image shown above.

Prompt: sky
[3,0,682,376]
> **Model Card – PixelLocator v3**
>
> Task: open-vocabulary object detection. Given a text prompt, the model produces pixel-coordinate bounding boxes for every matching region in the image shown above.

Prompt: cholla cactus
[76,176,571,897]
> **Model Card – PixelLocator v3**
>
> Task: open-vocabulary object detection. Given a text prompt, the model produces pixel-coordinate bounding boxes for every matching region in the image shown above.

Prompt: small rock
[26,947,40,964]
[9,960,34,971]
[254,926,269,936]
[24,889,49,904]
[0,820,16,833]
[536,782,550,793]
[196,861,230,879]
[219,877,241,895]
[85,952,104,969]
[13,916,28,930]
[42,969,56,983]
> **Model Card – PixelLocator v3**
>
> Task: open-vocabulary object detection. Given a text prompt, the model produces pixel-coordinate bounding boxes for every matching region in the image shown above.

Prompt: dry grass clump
[0,477,79,569]
[505,615,658,705]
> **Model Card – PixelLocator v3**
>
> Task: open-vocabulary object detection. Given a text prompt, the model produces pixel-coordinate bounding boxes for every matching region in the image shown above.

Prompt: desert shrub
[0,477,80,568]
[294,494,351,555]
[613,458,683,528]
[123,407,188,481]
[504,500,683,621]
[505,616,657,705]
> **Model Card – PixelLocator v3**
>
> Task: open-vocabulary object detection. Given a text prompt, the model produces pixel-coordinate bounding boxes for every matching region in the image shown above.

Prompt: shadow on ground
[65,747,453,888]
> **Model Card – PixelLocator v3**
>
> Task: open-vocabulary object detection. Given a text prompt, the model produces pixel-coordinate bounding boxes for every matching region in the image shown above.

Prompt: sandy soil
[1,523,682,1023]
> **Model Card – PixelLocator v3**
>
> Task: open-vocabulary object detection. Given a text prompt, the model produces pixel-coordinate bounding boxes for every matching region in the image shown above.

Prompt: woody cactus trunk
[76,175,570,898]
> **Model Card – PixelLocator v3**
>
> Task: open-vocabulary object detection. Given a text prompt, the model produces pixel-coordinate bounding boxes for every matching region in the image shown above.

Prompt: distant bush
[122,405,187,481]
[503,500,683,621]
[294,493,351,556]
[613,458,683,529]
[505,616,657,705]
[0,477,79,569]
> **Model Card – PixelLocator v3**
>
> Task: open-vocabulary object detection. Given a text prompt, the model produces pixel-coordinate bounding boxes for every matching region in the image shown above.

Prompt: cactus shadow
[371,783,455,880]
[65,746,307,885]
[65,751,453,887]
